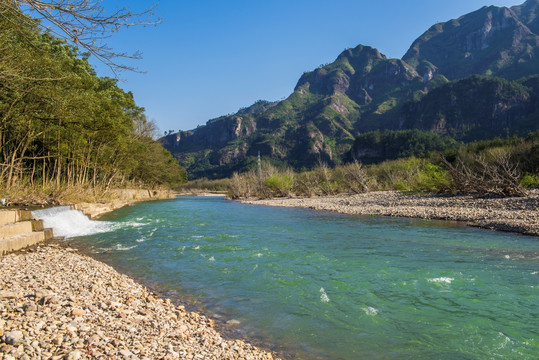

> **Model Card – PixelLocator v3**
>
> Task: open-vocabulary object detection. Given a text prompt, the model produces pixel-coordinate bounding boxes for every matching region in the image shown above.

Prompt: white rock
[65,350,82,360]
[3,330,23,345]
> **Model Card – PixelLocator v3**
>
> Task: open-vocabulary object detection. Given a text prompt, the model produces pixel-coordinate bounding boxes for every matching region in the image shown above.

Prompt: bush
[520,173,539,188]
[413,163,451,193]
[366,157,423,191]
[264,173,295,197]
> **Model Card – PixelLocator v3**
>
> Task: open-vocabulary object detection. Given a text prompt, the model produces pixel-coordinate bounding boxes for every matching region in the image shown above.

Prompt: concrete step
[0,232,46,256]
[0,210,33,226]
[0,221,35,240]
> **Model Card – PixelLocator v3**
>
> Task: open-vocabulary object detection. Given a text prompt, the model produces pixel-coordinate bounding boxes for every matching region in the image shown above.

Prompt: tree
[0,10,187,192]
[1,0,160,73]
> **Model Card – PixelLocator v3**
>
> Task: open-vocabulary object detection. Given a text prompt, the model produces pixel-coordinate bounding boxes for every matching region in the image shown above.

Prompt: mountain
[403,0,539,81]
[163,1,539,179]
[399,75,539,140]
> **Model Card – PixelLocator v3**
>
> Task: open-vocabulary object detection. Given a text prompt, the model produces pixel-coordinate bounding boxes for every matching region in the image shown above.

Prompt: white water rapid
[32,206,113,238]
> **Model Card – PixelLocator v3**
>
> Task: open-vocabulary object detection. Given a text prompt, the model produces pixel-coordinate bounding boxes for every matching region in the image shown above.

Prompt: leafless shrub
[334,161,369,194]
[294,171,319,197]
[444,150,526,197]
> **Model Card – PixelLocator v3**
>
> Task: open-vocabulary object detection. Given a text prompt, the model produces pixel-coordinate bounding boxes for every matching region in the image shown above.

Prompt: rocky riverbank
[240,190,539,236]
[0,245,278,360]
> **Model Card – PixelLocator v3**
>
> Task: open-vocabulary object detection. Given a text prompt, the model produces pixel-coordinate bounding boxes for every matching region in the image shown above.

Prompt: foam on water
[114,244,137,251]
[32,206,113,238]
[428,277,454,284]
[320,288,330,303]
[363,307,379,316]
[97,244,137,252]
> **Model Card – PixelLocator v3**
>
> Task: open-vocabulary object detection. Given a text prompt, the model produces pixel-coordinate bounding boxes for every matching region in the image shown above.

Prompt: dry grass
[0,183,140,207]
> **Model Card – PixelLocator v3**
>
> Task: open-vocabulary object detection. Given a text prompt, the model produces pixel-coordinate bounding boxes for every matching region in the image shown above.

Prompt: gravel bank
[240,190,539,236]
[0,245,278,360]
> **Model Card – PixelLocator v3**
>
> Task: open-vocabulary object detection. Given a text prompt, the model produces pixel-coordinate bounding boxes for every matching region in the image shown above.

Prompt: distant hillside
[399,75,539,140]
[163,0,539,179]
[403,0,539,81]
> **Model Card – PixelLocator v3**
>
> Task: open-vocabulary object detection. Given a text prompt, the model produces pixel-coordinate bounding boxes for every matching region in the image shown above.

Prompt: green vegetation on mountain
[163,0,539,180]
[0,8,186,202]
[348,130,460,164]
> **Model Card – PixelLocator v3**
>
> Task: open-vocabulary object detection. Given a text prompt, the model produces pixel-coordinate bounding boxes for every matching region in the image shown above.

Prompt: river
[35,196,539,359]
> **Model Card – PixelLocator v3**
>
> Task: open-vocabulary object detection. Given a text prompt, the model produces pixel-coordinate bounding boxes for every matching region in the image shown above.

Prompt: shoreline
[0,244,279,360]
[239,190,539,236]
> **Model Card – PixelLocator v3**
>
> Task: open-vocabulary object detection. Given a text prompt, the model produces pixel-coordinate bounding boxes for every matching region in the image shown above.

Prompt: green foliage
[175,178,231,193]
[413,163,451,193]
[400,75,538,141]
[0,9,186,192]
[351,130,459,163]
[264,174,295,197]
[520,174,539,188]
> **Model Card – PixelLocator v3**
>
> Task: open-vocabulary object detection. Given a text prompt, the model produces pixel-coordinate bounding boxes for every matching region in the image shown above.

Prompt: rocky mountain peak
[403,0,538,80]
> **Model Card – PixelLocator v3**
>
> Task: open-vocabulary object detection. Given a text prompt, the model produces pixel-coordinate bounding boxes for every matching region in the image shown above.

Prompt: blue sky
[91,0,523,134]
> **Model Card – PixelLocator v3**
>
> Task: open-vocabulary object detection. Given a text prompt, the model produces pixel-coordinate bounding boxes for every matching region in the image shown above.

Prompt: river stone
[3,330,23,345]
[65,350,82,360]
[119,349,134,357]
[70,308,86,316]
[0,291,20,299]
[23,303,38,312]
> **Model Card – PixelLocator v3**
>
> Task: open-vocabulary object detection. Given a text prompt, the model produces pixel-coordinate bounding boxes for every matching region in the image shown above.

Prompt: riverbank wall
[74,189,176,219]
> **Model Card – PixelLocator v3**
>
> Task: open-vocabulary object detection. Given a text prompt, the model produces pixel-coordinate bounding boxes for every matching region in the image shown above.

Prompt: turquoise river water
[45,196,538,359]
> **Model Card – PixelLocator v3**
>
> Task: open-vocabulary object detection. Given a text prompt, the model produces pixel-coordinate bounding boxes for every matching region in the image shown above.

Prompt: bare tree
[1,0,160,73]
[444,151,526,197]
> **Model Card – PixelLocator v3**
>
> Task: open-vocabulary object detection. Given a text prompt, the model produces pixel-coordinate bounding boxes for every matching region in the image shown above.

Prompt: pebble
[0,246,279,360]
[3,330,23,345]
[70,309,87,316]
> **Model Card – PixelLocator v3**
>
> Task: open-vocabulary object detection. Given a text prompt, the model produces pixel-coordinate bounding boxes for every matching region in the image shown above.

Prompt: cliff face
[403,0,539,81]
[399,75,539,141]
[163,1,539,179]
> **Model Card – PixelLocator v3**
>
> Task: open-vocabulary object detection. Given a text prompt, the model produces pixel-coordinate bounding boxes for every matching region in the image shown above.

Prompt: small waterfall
[32,206,113,238]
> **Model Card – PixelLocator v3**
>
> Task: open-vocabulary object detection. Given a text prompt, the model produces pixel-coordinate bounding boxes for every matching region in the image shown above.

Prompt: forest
[0,4,186,202]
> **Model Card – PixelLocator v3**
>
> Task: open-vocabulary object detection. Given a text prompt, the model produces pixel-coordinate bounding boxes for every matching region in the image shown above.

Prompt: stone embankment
[241,190,539,236]
[74,189,176,219]
[0,211,53,256]
[0,245,277,360]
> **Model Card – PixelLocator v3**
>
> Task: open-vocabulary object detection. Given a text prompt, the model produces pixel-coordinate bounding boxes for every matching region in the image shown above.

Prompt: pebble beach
[241,190,539,236]
[0,245,278,360]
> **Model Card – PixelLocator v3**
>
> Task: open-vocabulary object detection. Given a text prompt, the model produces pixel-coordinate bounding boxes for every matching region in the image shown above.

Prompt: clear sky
[91,0,524,134]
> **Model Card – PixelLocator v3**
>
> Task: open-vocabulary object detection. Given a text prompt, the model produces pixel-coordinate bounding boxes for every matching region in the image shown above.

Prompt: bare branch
[2,0,161,74]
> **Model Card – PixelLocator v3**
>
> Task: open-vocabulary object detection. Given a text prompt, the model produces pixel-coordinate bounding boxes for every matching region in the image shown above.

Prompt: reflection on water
[66,196,539,360]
